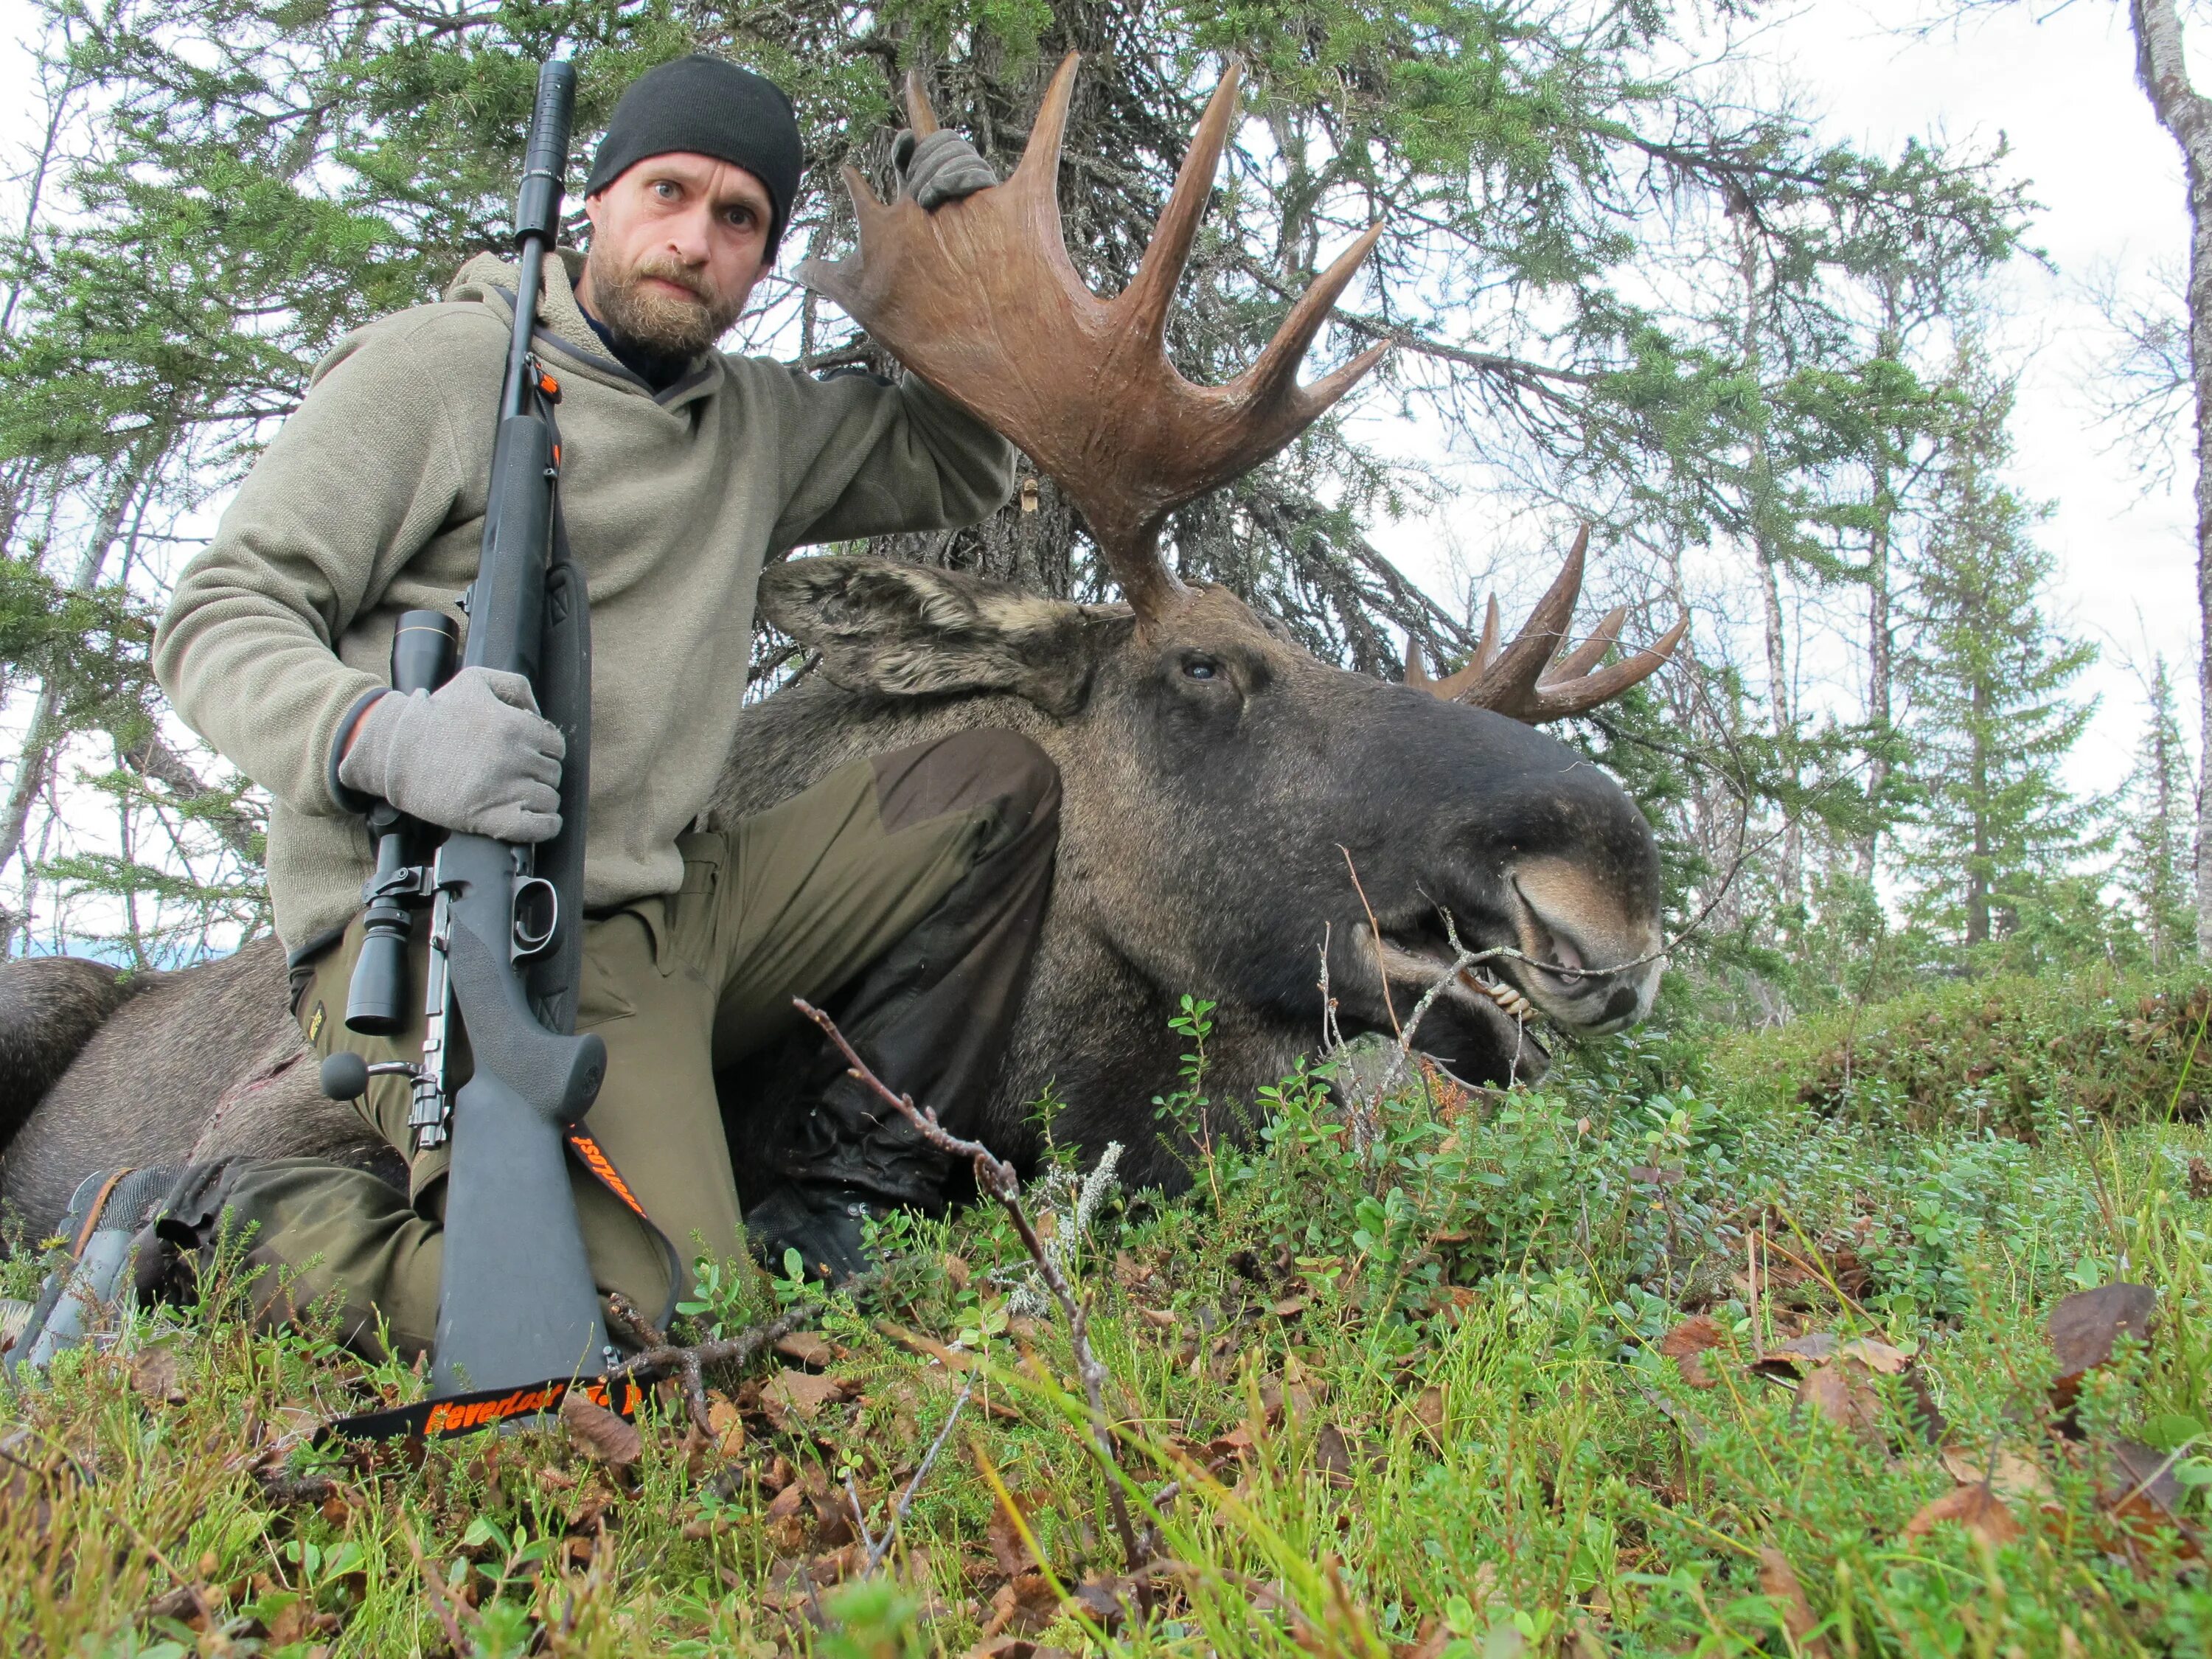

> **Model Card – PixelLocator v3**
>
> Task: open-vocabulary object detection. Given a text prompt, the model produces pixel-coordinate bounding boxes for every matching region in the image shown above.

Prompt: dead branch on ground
[794,996,1149,1587]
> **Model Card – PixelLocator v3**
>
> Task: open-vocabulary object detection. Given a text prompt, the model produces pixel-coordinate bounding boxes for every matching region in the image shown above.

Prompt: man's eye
[654,181,681,201]
[725,206,754,227]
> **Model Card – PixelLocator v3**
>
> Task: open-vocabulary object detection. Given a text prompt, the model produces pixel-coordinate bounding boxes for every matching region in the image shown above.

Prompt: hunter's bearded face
[578,151,774,359]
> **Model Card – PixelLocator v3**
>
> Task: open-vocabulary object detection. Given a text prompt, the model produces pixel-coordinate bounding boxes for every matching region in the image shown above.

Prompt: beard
[582,251,743,361]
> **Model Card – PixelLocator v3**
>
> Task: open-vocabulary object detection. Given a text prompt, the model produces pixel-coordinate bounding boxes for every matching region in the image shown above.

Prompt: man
[47,55,1057,1360]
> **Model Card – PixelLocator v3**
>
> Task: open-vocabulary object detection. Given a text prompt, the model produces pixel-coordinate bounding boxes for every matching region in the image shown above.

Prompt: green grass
[5,977,2212,1657]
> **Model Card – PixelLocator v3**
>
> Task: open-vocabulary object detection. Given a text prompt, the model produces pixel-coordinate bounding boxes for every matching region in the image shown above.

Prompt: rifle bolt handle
[320,1051,423,1101]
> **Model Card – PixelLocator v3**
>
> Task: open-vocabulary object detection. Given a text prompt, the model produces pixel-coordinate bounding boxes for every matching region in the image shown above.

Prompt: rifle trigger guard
[511,874,558,960]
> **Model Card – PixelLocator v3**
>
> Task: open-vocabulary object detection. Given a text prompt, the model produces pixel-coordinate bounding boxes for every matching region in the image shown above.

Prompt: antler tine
[902,71,942,138]
[1528,612,1689,719]
[1006,53,1081,202]
[1121,61,1242,345]
[1474,595,1500,675]
[1402,632,1432,687]
[1547,604,1626,684]
[1417,595,1499,702]
[1472,524,1585,709]
[1243,220,1388,409]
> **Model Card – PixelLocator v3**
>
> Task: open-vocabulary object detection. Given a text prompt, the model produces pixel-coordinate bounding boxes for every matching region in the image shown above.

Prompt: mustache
[627,258,712,305]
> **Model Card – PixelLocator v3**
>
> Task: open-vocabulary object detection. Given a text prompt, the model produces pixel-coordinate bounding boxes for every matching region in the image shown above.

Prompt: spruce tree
[2116,654,2197,968]
[1895,351,2101,958]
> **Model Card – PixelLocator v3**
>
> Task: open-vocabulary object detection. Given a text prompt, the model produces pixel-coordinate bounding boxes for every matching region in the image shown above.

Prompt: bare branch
[793,996,1148,1585]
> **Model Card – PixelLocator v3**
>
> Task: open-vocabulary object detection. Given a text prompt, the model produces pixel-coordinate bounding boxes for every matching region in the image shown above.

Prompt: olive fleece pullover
[153,251,1016,953]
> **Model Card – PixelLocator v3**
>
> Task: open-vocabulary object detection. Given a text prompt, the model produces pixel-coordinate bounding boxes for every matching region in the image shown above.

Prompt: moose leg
[706,728,1060,1279]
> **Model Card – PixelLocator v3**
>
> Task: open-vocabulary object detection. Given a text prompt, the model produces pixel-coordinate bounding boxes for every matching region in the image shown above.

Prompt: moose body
[0,560,1666,1239]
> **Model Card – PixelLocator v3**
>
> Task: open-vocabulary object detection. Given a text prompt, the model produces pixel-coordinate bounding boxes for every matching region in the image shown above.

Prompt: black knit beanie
[584,55,804,254]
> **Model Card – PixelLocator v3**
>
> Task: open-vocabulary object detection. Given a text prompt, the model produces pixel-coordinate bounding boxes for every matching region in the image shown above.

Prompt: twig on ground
[603,1295,808,1439]
[858,1374,975,1573]
[1338,846,1402,1043]
[1368,909,1482,1106]
[795,997,1148,1585]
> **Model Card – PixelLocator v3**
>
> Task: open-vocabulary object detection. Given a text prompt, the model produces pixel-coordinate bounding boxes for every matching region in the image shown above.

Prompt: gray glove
[894,128,996,209]
[338,666,563,844]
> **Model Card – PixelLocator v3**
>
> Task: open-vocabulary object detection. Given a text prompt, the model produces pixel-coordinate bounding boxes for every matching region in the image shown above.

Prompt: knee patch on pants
[869,728,1060,846]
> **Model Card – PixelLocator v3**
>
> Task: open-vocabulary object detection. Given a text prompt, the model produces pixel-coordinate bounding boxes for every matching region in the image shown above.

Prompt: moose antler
[1405,527,1690,723]
[797,55,1387,624]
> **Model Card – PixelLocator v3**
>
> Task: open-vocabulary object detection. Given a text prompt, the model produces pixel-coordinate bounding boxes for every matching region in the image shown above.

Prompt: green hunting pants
[170,731,1058,1360]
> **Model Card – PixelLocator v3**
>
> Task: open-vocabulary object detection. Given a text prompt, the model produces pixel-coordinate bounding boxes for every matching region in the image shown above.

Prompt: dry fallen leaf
[1753,1332,1838,1374]
[2095,1438,2205,1562]
[1940,1445,2055,1506]
[262,1593,341,1646]
[1795,1362,1883,1449]
[981,1572,1062,1638]
[1757,1547,1829,1658]
[987,1489,1043,1577]
[764,1484,810,1552]
[706,1397,745,1459]
[1313,1422,1356,1489]
[1903,1482,2023,1546]
[559,1391,643,1467]
[761,1368,849,1432]
[1834,1337,1912,1375]
[879,1321,980,1374]
[129,1346,185,1406]
[1660,1315,1730,1389]
[1411,1384,1447,1434]
[2048,1283,2157,1412]
[775,1331,835,1368]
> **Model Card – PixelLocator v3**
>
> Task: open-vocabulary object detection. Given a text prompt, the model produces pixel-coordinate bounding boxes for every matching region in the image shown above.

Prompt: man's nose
[663,205,716,265]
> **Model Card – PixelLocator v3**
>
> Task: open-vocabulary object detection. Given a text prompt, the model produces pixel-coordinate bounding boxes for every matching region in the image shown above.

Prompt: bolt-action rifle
[319,58,613,1421]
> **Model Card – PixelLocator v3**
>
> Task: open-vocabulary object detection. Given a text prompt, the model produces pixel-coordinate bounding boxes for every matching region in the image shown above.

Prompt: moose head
[759,56,1684,1175]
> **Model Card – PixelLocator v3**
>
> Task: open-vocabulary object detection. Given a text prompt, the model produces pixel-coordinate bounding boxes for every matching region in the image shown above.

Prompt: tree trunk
[1860,480,1894,883]
[1735,212,1800,914]
[2131,0,2212,957]
[1967,678,1992,948]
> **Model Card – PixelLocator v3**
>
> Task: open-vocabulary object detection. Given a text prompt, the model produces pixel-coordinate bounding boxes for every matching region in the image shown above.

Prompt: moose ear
[758,557,1127,718]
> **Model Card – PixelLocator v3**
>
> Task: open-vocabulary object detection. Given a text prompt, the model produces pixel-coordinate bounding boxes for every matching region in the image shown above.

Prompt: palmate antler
[797,55,1386,624]
[1405,527,1690,723]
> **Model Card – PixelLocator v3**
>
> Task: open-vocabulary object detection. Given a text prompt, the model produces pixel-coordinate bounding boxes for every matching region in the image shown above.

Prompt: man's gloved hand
[746,1182,885,1284]
[894,128,996,210]
[338,666,564,843]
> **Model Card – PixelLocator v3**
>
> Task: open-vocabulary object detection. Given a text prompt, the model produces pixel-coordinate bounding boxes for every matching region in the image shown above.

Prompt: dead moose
[0,57,1680,1241]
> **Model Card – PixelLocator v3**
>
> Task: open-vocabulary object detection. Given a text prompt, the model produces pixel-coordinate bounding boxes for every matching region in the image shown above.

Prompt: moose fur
[0,560,1663,1239]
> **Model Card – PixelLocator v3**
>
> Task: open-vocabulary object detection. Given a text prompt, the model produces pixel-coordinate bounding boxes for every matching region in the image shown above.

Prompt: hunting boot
[4,1164,180,1377]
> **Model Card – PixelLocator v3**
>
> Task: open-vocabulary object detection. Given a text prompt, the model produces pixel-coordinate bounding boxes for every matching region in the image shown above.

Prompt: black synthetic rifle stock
[320,58,611,1411]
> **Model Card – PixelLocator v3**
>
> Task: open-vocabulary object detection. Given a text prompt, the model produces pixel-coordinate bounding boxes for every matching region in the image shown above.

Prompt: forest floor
[4,970,2211,1658]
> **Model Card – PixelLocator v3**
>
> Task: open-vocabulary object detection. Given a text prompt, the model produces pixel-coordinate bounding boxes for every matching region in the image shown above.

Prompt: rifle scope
[343,610,460,1034]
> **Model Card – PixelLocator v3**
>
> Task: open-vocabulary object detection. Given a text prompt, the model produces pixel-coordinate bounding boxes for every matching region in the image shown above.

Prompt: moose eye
[1182,658,1219,681]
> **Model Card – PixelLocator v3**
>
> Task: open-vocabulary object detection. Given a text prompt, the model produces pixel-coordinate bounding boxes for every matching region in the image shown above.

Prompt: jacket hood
[443,248,721,409]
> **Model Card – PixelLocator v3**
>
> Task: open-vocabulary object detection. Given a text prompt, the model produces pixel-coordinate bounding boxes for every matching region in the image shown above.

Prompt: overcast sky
[0,0,2202,803]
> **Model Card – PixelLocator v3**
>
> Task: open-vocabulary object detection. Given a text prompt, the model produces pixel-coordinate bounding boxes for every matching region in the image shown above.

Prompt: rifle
[319,58,612,1411]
